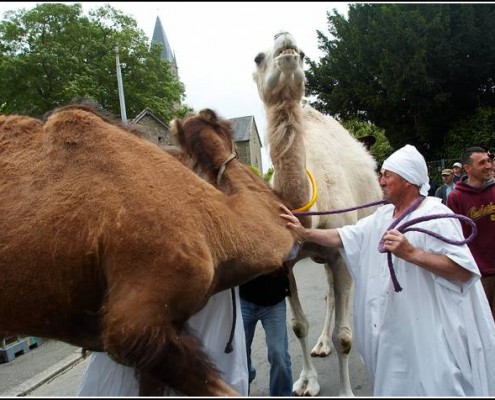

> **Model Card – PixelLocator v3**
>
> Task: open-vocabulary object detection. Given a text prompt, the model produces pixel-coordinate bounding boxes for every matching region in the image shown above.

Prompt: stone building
[229,115,263,172]
[131,108,175,147]
[131,16,263,171]
[130,109,263,172]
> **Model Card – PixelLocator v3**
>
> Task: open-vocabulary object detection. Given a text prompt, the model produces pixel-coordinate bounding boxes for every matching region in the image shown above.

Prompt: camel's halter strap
[294,196,477,293]
[216,152,238,186]
[215,140,239,186]
[291,168,318,213]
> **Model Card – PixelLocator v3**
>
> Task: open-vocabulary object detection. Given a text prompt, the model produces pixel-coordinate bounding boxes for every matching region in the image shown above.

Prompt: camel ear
[169,119,183,144]
[199,108,217,122]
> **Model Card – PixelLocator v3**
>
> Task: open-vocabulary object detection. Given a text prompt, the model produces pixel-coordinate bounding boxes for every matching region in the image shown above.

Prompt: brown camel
[0,104,296,396]
[253,32,384,396]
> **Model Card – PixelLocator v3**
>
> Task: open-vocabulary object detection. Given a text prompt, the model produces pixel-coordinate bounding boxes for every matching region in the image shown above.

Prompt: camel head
[253,31,306,106]
[171,109,239,185]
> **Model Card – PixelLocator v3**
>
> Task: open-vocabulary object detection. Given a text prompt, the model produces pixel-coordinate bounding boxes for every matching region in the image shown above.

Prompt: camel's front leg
[332,256,354,397]
[311,263,335,357]
[287,267,320,397]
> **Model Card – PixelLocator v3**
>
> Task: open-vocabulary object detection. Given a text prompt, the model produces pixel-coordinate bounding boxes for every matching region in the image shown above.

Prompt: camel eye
[254,53,265,65]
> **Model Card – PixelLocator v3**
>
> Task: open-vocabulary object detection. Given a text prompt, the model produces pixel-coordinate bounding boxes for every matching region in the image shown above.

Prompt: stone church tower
[151,16,179,79]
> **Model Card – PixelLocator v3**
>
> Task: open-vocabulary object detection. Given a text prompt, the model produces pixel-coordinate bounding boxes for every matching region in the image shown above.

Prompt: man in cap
[447,146,495,322]
[452,161,463,183]
[434,168,455,205]
[280,144,495,396]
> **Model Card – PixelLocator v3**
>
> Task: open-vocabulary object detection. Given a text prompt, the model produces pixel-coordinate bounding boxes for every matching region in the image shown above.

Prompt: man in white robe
[280,144,495,396]
[77,287,248,396]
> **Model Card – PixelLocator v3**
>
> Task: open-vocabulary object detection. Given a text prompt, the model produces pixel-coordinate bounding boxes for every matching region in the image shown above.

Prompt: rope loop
[378,213,477,254]
[293,196,478,293]
[378,212,477,292]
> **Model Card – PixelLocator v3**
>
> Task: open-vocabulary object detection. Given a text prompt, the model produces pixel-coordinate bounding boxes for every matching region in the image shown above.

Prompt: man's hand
[279,204,306,240]
[382,229,472,283]
[279,204,344,249]
[382,229,416,261]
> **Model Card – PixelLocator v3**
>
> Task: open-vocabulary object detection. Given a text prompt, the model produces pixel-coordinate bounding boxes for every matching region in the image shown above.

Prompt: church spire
[151,16,178,79]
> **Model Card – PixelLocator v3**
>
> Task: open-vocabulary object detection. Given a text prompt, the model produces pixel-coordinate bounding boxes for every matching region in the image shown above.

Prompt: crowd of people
[76,145,495,397]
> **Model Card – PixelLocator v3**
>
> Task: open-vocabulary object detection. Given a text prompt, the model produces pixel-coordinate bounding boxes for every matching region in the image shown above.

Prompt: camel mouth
[274,46,300,59]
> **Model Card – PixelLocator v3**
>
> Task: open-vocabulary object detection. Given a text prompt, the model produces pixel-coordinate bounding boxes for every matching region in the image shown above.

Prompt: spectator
[427,165,438,196]
[447,146,495,321]
[280,144,495,396]
[452,161,463,184]
[434,168,455,205]
[239,270,293,396]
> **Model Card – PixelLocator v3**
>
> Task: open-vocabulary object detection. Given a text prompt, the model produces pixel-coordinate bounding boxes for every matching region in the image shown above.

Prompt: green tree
[0,3,191,121]
[306,3,495,159]
[263,167,274,183]
[442,106,495,160]
[341,119,394,166]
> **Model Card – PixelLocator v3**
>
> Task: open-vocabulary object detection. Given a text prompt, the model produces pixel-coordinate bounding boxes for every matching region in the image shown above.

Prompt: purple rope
[293,196,478,293]
[293,199,388,216]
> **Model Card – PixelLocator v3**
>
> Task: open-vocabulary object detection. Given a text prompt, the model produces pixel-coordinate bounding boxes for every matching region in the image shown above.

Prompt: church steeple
[151,16,178,79]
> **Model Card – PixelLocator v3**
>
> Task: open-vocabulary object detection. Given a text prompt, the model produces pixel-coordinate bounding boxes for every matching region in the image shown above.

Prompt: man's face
[453,166,462,176]
[465,152,494,181]
[379,169,409,202]
[442,173,454,185]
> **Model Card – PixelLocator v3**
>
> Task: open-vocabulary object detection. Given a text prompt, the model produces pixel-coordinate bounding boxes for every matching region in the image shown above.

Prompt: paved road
[1,258,372,397]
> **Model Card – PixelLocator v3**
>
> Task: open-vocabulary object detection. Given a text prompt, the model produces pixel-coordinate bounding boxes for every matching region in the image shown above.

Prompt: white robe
[338,197,495,396]
[77,287,248,396]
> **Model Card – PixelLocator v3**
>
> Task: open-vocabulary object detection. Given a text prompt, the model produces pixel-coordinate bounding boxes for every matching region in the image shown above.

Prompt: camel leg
[311,263,335,357]
[102,308,238,396]
[101,268,239,397]
[331,256,354,397]
[287,267,320,397]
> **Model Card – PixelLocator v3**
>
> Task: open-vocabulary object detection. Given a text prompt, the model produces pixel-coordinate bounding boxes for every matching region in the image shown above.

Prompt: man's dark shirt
[239,270,291,306]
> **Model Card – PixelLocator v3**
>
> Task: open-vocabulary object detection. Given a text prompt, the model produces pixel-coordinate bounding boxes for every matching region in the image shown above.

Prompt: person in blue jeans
[239,269,293,396]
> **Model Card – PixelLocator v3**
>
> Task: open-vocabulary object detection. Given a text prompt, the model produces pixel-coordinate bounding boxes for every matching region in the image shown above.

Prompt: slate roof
[229,115,262,146]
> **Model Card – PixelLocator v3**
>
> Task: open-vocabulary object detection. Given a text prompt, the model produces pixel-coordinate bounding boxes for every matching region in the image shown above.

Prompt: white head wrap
[381,144,430,196]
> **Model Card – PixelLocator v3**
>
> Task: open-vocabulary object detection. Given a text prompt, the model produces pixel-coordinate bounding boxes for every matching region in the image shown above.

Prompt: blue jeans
[240,298,293,396]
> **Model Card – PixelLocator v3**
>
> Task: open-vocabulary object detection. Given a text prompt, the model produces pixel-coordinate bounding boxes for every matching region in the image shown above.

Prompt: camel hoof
[292,378,320,397]
[310,341,332,357]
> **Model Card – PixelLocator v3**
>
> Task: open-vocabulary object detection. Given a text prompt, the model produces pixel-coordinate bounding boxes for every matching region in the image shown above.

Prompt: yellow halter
[291,168,318,212]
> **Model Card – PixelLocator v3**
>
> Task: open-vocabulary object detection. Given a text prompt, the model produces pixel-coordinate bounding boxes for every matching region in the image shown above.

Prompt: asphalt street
[0,258,372,397]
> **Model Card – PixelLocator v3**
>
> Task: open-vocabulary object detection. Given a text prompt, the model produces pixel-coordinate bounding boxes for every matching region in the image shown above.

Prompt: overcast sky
[0,2,351,171]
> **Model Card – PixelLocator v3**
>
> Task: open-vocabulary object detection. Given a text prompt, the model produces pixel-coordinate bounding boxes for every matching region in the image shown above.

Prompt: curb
[0,349,89,397]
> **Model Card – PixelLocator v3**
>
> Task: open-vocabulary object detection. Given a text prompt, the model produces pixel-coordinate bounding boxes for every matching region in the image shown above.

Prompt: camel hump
[0,114,43,142]
[43,105,123,150]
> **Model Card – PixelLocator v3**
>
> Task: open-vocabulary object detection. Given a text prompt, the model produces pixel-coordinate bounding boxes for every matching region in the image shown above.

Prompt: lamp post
[115,46,127,124]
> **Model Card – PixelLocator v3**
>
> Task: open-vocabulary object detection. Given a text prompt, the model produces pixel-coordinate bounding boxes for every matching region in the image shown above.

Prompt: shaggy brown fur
[0,105,295,395]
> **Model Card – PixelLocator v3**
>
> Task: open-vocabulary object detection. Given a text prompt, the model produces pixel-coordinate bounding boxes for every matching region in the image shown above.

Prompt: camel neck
[266,104,311,210]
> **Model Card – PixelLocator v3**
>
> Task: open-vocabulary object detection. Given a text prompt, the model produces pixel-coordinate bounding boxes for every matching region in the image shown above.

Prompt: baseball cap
[452,162,462,168]
[441,169,453,176]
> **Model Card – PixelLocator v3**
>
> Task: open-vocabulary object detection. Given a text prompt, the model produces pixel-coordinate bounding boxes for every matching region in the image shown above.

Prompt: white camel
[253,32,383,396]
